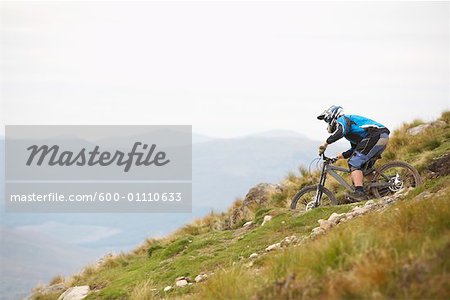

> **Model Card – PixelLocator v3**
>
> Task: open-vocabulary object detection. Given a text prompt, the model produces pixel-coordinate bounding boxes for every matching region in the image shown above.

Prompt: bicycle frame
[313,157,354,206]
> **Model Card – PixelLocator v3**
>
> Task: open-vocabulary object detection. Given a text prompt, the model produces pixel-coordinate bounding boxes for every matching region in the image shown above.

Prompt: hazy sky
[1,1,449,141]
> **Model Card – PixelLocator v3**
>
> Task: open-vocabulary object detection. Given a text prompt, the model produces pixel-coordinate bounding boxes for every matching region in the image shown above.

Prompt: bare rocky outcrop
[406,120,446,136]
[229,183,282,228]
[428,153,450,177]
[57,286,90,300]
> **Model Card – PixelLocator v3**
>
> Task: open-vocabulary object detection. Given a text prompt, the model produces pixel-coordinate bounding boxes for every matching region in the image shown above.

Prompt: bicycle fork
[310,164,328,209]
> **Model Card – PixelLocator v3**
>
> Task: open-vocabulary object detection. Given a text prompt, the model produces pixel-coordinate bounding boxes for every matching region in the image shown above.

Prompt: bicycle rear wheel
[371,161,422,198]
[290,185,337,210]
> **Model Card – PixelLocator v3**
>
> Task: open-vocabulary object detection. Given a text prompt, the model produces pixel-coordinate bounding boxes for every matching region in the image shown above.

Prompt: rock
[280,235,298,247]
[383,197,395,204]
[194,274,208,283]
[249,253,258,259]
[310,227,325,238]
[163,286,173,292]
[243,183,282,207]
[406,124,432,136]
[57,286,90,300]
[175,279,188,287]
[407,120,446,136]
[242,221,253,228]
[175,276,191,282]
[428,153,450,177]
[327,212,346,224]
[261,215,272,226]
[351,206,370,216]
[265,243,281,252]
[318,219,334,230]
[345,214,354,221]
[364,200,375,207]
[229,183,281,227]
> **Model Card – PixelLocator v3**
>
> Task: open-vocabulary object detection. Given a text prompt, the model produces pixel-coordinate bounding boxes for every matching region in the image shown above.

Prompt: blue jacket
[326,115,389,158]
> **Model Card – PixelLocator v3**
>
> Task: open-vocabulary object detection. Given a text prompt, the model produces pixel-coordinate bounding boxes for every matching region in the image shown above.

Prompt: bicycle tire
[371,161,422,198]
[290,185,338,210]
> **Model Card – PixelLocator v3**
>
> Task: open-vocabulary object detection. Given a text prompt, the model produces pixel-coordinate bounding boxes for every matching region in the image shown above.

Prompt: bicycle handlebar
[321,153,338,164]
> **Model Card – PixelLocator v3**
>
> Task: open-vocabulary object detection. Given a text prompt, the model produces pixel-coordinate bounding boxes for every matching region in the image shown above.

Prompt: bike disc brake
[388,174,404,192]
[306,201,316,211]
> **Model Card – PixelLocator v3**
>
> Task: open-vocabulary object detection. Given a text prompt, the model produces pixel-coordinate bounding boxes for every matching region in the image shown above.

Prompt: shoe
[346,190,368,203]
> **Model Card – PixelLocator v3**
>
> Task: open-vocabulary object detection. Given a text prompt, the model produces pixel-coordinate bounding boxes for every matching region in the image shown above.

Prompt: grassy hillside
[32,112,450,300]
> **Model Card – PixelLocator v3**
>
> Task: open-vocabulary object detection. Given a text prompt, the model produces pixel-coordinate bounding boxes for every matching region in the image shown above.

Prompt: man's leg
[347,134,389,201]
[351,169,364,187]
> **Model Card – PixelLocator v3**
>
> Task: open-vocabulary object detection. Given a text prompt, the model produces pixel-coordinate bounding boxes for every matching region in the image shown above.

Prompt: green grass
[195,177,450,300]
[66,205,355,300]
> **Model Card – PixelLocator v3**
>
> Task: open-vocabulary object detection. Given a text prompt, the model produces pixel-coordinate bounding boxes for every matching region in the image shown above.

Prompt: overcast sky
[0,1,449,141]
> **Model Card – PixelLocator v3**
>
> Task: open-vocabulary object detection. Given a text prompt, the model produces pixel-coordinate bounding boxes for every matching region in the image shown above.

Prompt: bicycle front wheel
[290,185,337,210]
[371,161,422,198]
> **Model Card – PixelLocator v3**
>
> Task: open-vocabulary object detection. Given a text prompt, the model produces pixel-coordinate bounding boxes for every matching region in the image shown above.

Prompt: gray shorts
[348,132,389,170]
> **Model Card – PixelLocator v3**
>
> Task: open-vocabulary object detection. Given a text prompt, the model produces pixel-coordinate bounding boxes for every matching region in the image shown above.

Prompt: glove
[318,142,328,155]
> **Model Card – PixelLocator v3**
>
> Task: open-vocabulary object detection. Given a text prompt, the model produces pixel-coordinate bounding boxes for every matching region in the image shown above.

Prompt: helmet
[317,105,343,133]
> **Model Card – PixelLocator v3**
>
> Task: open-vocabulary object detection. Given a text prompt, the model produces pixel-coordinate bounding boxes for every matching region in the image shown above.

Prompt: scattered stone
[280,235,298,247]
[249,253,258,259]
[57,286,90,300]
[265,243,281,252]
[310,227,325,238]
[175,279,188,287]
[364,200,375,207]
[194,274,208,283]
[327,212,346,224]
[350,206,370,216]
[384,197,395,204]
[242,221,253,228]
[262,215,272,226]
[163,286,172,292]
[318,219,334,230]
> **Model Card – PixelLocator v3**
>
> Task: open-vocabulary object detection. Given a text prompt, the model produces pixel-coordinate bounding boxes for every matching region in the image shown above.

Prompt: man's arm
[326,123,344,144]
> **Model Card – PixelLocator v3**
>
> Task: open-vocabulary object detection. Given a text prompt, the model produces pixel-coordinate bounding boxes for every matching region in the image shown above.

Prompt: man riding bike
[317,105,390,202]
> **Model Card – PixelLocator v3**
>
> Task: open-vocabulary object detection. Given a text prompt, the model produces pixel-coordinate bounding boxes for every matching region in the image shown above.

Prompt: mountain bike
[290,152,422,210]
